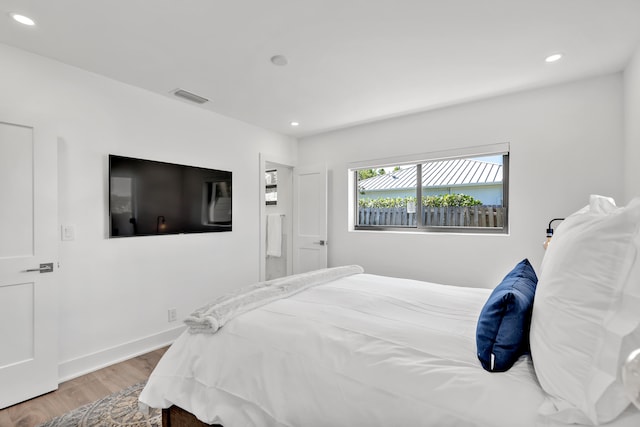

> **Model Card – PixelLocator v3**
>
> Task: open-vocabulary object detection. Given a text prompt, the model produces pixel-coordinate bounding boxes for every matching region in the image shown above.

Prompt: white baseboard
[57,326,186,383]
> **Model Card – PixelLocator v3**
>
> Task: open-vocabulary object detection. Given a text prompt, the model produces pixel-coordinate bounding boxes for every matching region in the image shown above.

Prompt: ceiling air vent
[172,89,209,104]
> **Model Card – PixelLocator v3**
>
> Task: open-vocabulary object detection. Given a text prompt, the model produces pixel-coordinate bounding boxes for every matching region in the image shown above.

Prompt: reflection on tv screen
[109,155,232,237]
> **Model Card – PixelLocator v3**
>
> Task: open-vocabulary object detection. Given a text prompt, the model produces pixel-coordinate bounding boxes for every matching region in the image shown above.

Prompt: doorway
[260,158,293,281]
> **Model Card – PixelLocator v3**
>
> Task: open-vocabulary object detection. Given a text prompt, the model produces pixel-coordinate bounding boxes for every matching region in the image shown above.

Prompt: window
[351,145,509,234]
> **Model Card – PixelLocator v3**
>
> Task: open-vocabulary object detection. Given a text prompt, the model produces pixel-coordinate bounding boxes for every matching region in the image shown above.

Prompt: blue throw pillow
[476,259,538,372]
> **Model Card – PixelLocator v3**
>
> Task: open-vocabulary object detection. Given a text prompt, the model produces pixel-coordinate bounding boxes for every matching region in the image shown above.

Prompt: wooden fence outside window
[358,205,505,228]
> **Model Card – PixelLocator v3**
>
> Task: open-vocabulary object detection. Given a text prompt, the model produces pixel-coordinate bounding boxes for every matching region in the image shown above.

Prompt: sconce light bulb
[543,228,554,250]
[543,219,565,250]
[156,215,166,233]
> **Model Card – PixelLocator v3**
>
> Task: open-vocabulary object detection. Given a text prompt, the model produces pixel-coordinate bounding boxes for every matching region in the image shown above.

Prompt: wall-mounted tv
[109,155,232,237]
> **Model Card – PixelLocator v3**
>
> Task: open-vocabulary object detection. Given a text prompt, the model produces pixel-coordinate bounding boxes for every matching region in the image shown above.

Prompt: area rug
[37,381,161,427]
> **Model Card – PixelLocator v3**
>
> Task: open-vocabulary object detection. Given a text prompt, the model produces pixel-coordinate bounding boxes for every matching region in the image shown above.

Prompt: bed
[139,195,640,426]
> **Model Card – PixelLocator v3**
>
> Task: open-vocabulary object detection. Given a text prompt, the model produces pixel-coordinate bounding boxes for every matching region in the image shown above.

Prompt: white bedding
[184,265,364,334]
[140,273,640,427]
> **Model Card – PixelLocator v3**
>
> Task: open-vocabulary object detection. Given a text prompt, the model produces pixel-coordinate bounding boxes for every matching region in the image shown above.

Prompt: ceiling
[1,1,640,138]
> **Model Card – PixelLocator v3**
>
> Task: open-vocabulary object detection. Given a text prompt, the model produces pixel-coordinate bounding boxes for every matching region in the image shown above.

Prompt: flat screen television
[109,155,232,237]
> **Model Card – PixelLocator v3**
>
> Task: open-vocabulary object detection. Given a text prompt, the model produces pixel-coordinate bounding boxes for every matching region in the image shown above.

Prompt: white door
[293,165,328,274]
[0,121,58,408]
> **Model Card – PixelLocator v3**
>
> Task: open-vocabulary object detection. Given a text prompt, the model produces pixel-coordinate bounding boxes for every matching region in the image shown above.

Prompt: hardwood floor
[0,346,168,427]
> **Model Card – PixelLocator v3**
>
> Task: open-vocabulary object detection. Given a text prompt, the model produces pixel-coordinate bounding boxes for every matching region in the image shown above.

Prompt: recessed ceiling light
[290,121,300,127]
[9,13,35,26]
[270,55,289,66]
[545,53,563,63]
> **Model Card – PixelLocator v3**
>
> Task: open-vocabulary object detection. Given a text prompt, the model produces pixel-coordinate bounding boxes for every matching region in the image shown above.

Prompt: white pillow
[530,195,640,425]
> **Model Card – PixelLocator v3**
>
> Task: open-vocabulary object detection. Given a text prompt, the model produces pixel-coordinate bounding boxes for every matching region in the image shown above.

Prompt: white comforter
[140,273,640,427]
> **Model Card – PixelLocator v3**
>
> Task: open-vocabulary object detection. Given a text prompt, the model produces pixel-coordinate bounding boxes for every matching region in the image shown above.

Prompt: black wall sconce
[543,218,565,250]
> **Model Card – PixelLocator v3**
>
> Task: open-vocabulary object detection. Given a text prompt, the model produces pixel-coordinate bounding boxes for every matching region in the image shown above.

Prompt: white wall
[299,74,624,288]
[0,43,297,380]
[624,45,640,202]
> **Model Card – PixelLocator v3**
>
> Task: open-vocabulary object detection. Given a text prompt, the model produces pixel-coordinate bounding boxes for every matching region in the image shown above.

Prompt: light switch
[61,225,75,241]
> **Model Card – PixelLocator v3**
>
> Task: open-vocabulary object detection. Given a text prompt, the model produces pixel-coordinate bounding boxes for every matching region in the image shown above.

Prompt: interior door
[293,165,328,274]
[0,121,58,408]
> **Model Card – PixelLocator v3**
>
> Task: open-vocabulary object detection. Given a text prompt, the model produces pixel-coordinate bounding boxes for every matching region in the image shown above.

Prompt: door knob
[24,263,53,273]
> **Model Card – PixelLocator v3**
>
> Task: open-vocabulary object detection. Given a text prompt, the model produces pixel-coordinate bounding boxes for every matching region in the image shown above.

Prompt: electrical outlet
[168,308,177,322]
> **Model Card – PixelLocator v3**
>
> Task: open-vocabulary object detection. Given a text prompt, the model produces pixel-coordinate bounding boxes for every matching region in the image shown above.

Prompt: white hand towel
[267,213,282,257]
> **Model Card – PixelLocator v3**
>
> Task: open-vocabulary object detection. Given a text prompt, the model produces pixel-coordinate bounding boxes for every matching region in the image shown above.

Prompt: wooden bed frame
[162,405,222,427]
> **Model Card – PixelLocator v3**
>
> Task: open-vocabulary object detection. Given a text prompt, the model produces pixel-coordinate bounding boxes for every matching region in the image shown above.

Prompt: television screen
[109,155,232,237]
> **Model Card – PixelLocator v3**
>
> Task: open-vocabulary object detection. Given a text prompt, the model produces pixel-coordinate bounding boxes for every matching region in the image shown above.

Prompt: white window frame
[348,143,509,234]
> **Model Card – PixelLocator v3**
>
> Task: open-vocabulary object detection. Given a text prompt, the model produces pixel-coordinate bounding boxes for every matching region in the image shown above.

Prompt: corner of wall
[57,326,185,383]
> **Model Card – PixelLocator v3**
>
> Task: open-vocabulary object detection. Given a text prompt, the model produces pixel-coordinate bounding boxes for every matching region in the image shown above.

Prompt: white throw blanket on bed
[184,265,364,334]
